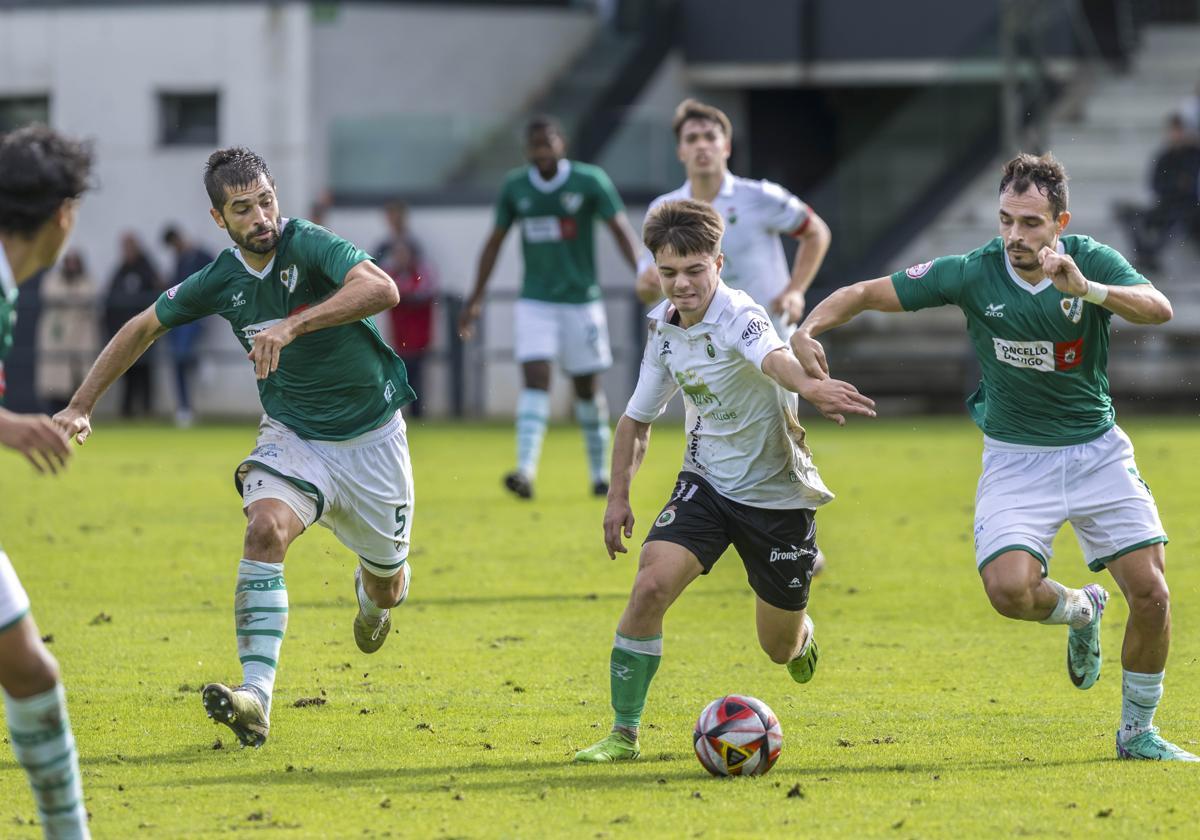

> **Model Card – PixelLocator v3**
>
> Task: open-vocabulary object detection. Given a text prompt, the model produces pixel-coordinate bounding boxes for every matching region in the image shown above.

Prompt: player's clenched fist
[52,406,92,445]
[248,321,296,380]
[1038,246,1087,296]
[0,408,71,474]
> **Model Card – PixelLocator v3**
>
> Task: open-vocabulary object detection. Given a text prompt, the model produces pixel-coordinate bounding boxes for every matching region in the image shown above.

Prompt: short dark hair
[203,146,274,210]
[672,98,733,143]
[643,199,725,258]
[999,152,1069,217]
[526,115,563,140]
[0,124,93,236]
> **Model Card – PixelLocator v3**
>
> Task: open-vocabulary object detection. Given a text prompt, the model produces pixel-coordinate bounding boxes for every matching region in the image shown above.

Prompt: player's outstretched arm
[761,348,876,426]
[0,408,71,474]
[773,210,832,326]
[603,414,652,559]
[1037,247,1173,325]
[790,276,902,377]
[458,227,508,340]
[248,259,399,380]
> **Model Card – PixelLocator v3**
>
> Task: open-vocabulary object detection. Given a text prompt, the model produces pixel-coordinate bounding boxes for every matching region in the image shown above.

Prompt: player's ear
[714,252,724,273]
[1056,210,1071,234]
[210,207,227,231]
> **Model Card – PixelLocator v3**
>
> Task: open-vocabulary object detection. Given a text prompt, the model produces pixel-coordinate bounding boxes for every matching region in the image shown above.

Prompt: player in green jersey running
[791,152,1194,762]
[459,116,641,500]
[0,125,93,839]
[54,148,415,748]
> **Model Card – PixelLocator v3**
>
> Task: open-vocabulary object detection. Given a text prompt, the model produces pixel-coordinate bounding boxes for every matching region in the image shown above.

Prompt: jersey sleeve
[758,180,810,235]
[155,265,218,327]
[1076,239,1150,288]
[589,167,624,220]
[298,224,374,290]
[890,255,968,311]
[493,178,516,230]
[624,324,679,422]
[730,305,786,370]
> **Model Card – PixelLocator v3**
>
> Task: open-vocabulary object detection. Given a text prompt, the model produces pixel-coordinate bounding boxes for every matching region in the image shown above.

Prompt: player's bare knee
[629,573,672,618]
[243,510,293,558]
[0,646,59,698]
[983,579,1033,619]
[363,567,406,609]
[1127,577,1170,623]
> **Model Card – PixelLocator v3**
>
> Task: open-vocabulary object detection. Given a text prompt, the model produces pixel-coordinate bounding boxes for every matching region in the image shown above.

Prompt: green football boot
[786,615,819,684]
[201,683,269,748]
[1117,728,1200,762]
[1067,584,1108,690]
[573,731,641,763]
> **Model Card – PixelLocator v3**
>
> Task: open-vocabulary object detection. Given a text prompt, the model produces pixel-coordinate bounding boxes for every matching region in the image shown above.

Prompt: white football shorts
[0,548,32,632]
[236,411,414,578]
[513,298,612,375]
[973,425,1167,573]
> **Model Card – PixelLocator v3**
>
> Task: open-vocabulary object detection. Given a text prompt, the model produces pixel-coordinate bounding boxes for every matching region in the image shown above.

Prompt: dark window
[159,92,218,146]
[0,95,50,132]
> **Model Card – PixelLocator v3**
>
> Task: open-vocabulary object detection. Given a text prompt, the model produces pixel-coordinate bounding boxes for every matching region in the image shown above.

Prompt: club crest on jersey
[279,265,299,293]
[906,261,934,279]
[560,192,584,214]
[655,506,677,527]
[1060,296,1083,324]
[166,283,181,299]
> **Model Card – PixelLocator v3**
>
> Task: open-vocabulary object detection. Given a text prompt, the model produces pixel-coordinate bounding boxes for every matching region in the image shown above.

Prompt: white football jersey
[624,282,834,510]
[638,172,810,309]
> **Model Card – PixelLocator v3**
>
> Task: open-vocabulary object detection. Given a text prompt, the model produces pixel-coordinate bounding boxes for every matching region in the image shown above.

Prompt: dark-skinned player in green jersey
[459,116,640,500]
[791,152,1193,762]
[55,148,415,748]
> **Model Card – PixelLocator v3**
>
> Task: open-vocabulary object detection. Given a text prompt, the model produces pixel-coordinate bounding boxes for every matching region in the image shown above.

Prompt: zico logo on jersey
[992,337,1084,372]
[522,216,578,243]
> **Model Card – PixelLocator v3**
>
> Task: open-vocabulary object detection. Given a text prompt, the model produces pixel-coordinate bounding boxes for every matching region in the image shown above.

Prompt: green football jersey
[891,235,1149,447]
[494,160,623,303]
[155,218,414,441]
[0,244,16,404]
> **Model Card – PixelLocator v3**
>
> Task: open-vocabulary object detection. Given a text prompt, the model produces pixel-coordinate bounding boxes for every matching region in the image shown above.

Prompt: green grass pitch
[1,416,1197,837]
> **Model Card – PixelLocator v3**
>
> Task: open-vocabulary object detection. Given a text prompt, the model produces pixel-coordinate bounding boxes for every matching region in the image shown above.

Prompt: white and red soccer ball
[693,694,783,776]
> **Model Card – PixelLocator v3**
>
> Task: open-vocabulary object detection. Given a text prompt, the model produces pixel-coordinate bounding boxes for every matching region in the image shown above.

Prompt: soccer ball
[693,694,783,777]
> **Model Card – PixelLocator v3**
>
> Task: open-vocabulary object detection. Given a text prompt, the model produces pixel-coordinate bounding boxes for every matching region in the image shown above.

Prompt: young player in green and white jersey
[0,125,93,839]
[791,153,1195,761]
[54,148,414,749]
[459,116,640,500]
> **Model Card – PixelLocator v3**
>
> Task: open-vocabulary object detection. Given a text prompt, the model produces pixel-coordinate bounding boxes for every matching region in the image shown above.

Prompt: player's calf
[353,563,410,654]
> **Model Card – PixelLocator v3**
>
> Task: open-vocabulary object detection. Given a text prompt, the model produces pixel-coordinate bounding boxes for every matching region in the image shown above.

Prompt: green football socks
[610,632,662,732]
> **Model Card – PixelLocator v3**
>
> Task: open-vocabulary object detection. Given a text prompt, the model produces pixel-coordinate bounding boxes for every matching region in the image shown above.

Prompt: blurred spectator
[376,201,435,417]
[163,225,214,427]
[35,250,99,413]
[1115,113,1200,272]
[1178,79,1200,135]
[106,232,162,417]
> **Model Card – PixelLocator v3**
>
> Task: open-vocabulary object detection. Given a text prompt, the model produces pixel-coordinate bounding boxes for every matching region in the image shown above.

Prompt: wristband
[1081,280,1108,305]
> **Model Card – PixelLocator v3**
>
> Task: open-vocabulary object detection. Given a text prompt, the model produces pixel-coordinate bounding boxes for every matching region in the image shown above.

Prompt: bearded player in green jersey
[459,116,640,500]
[792,152,1194,762]
[54,148,414,748]
[0,125,93,840]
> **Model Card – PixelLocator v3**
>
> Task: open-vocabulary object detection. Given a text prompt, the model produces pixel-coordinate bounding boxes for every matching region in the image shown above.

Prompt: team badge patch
[279,265,299,293]
[560,192,584,214]
[1060,297,1083,324]
[905,261,934,279]
[740,318,770,343]
[166,283,181,299]
[655,506,677,527]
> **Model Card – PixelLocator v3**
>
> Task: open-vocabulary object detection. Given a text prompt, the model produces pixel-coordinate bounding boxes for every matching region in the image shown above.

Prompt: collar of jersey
[0,240,15,300]
[682,171,735,200]
[528,160,571,193]
[1001,239,1063,295]
[647,280,733,330]
[231,218,291,279]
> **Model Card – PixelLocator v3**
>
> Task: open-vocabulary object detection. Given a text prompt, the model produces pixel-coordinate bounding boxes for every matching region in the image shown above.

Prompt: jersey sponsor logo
[521,216,563,243]
[984,303,1005,318]
[709,409,738,421]
[1060,296,1083,324]
[769,545,812,563]
[166,283,181,299]
[740,318,771,343]
[560,192,584,214]
[905,260,934,279]
[279,265,299,293]
[675,370,722,406]
[231,291,246,307]
[992,337,1085,371]
[242,319,283,340]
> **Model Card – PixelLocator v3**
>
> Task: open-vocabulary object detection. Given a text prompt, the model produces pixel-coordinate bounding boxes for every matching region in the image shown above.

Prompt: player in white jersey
[635,99,831,338]
[0,126,93,839]
[574,200,874,763]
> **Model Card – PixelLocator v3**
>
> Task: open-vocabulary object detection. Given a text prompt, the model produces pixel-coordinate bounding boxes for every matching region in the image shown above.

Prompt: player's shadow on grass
[289,587,742,611]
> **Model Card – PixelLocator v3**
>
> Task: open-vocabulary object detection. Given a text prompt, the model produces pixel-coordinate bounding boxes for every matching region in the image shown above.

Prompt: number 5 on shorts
[394,504,408,552]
